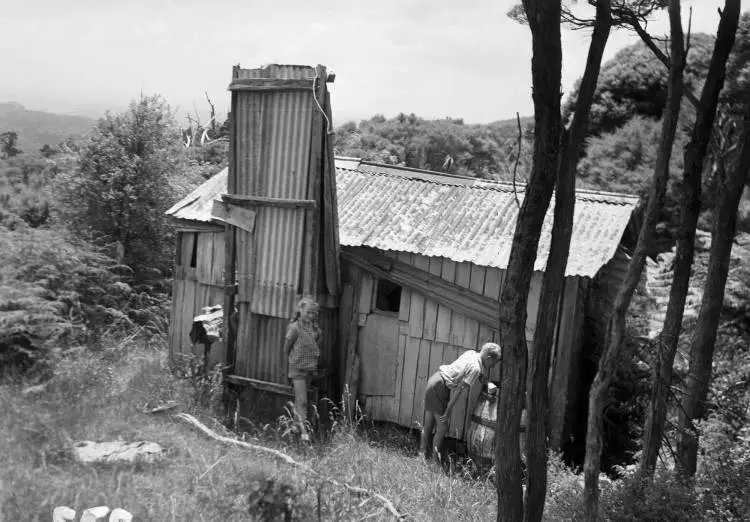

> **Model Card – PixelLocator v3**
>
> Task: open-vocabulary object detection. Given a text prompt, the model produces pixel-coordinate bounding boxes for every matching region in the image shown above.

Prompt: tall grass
[0,337,499,521]
[2,332,744,520]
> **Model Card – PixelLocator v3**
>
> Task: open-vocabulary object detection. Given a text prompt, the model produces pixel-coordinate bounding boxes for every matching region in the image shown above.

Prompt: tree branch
[176,413,405,520]
[617,11,701,109]
[512,112,523,209]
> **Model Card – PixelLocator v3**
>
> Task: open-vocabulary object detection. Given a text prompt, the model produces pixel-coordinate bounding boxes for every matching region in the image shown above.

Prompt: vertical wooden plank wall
[548,277,585,449]
[484,267,505,385]
[346,250,547,442]
[341,248,583,448]
[169,231,227,365]
[169,232,185,356]
[396,252,418,428]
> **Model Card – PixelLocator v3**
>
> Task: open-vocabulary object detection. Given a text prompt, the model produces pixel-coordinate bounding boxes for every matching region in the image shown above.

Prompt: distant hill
[0,102,95,155]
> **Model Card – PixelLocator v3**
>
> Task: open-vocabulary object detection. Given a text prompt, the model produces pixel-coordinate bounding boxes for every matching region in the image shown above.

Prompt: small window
[190,232,199,268]
[375,279,402,313]
[175,234,183,266]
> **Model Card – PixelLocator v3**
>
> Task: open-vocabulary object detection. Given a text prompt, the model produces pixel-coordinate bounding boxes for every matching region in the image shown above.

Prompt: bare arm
[444,382,470,419]
[283,337,294,356]
[284,326,298,357]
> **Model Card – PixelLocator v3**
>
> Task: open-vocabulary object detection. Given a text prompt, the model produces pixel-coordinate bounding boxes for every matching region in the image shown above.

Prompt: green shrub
[543,452,587,521]
[56,95,182,277]
[697,421,750,521]
[169,352,224,415]
[0,226,169,377]
[600,472,702,522]
[0,156,61,228]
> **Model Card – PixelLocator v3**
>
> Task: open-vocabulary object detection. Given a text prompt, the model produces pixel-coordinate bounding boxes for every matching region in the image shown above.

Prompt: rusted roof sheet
[165,168,228,223]
[166,160,640,277]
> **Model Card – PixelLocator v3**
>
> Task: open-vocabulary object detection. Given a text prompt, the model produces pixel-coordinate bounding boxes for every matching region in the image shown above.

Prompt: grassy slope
[0,102,94,153]
[0,338,499,521]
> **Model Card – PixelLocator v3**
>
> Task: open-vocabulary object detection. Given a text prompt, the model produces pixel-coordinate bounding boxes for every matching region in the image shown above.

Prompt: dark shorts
[288,367,315,380]
[424,372,450,415]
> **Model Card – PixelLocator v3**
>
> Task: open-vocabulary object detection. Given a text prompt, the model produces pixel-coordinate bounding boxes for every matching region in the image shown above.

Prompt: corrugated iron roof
[165,168,227,223]
[166,159,640,277]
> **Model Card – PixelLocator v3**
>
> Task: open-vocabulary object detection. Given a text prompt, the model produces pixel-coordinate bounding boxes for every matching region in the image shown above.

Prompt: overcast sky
[0,0,731,124]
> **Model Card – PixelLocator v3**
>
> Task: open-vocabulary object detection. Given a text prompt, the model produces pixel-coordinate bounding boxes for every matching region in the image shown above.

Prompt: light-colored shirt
[439,350,483,389]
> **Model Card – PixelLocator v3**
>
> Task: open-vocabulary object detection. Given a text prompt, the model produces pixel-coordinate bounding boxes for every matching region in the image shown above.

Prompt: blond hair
[480,342,502,358]
[291,295,319,322]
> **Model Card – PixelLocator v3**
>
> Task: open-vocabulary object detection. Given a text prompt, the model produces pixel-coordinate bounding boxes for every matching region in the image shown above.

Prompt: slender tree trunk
[582,2,685,519]
[640,0,741,477]
[676,103,750,476]
[496,2,561,521]
[524,3,611,521]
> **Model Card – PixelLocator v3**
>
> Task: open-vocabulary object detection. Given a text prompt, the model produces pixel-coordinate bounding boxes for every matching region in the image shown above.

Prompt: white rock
[52,506,76,521]
[80,506,110,522]
[109,508,133,522]
[73,440,165,465]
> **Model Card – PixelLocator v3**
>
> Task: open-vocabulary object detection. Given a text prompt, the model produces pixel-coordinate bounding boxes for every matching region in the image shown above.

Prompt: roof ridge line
[345,159,640,202]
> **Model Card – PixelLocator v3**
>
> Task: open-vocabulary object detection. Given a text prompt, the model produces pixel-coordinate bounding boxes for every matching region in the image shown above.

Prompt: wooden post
[322,89,341,297]
[223,72,239,372]
[303,65,327,296]
[342,279,361,420]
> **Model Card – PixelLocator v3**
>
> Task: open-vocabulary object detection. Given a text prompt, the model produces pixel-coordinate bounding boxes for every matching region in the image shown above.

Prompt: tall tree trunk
[582,2,685,519]
[640,0,741,477]
[676,102,750,476]
[524,3,611,521]
[496,2,561,521]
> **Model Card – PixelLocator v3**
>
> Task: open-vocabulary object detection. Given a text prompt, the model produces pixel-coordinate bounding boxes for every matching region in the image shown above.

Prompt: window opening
[190,232,199,268]
[175,234,183,266]
[375,279,402,313]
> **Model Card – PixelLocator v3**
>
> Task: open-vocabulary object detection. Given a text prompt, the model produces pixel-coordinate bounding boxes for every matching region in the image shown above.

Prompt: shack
[167,156,639,449]
[167,64,341,408]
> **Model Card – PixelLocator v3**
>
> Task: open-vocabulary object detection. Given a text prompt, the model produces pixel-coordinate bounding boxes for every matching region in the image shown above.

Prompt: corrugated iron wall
[233,305,338,386]
[233,69,314,318]
[229,64,339,386]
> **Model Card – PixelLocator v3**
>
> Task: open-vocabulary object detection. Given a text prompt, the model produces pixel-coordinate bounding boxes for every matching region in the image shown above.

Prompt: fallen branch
[175,413,405,520]
[144,401,179,414]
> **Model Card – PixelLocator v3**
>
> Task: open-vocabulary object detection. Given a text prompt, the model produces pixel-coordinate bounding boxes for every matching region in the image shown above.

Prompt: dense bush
[0,225,169,377]
[697,422,750,521]
[600,472,703,522]
[57,95,183,278]
[333,114,533,180]
[0,155,75,229]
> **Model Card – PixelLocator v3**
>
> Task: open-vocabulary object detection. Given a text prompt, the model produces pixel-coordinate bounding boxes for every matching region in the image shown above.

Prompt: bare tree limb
[497,1,562,520]
[512,112,523,209]
[205,91,217,134]
[640,0,740,477]
[527,2,612,520]
[176,413,406,520]
[583,1,685,518]
[617,11,701,109]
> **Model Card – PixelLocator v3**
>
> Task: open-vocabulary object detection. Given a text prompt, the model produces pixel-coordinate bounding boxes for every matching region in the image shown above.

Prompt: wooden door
[358,312,399,396]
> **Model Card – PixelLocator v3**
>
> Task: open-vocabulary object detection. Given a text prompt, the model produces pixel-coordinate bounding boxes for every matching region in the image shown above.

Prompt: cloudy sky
[0,0,731,124]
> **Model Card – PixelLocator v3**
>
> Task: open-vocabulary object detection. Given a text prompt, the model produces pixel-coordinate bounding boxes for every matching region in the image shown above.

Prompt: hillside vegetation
[334,114,534,181]
[0,17,749,521]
